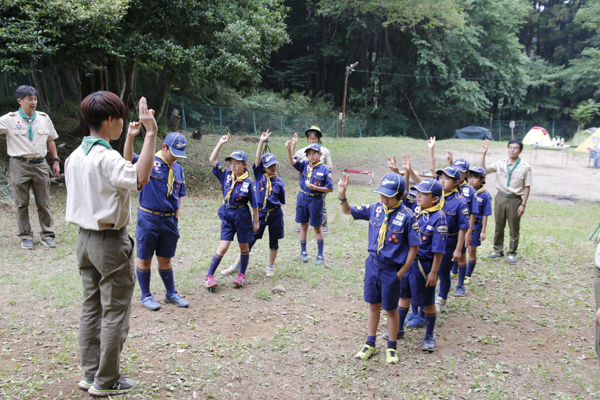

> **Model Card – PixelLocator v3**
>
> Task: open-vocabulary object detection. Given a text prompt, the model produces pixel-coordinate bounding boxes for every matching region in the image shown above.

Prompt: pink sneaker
[204,275,218,288]
[233,273,246,286]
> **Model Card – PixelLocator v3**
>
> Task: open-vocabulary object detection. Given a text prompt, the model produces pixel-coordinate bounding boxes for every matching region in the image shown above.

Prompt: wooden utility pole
[340,62,358,138]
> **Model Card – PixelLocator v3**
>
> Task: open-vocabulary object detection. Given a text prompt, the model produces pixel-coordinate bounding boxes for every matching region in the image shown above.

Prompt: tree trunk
[111,60,137,154]
[63,63,81,100]
[150,67,177,126]
[71,69,109,138]
[30,62,51,112]
[108,56,121,96]
[40,57,65,109]
[118,60,126,99]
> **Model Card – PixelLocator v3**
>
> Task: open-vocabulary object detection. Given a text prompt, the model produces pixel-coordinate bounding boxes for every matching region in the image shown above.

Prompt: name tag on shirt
[426,225,434,231]
[241,182,250,193]
[393,213,405,225]
[316,172,323,176]
[462,188,469,196]
[477,197,483,202]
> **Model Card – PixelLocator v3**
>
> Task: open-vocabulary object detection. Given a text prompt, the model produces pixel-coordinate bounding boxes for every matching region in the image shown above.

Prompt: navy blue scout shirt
[402,193,418,212]
[351,203,420,265]
[213,161,258,208]
[460,182,479,215]
[292,159,333,194]
[253,162,285,212]
[133,153,186,212]
[474,187,492,224]
[442,191,470,235]
[415,208,447,259]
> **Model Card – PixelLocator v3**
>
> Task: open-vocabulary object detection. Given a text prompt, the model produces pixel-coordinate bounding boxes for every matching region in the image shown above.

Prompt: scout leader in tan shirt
[481,138,532,264]
[0,85,60,249]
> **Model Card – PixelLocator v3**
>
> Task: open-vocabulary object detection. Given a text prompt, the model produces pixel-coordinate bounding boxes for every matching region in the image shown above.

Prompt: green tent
[568,129,593,146]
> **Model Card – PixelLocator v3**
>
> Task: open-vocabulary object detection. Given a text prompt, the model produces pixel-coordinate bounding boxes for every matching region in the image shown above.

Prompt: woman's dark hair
[80,91,126,131]
[507,138,523,150]
[15,85,38,99]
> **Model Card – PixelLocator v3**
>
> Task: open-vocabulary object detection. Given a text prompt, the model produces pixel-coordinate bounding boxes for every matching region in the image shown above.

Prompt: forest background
[2,0,600,149]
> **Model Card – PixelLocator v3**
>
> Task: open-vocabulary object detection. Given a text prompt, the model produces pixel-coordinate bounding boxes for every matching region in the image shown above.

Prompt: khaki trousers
[9,158,55,240]
[493,192,522,256]
[595,243,600,366]
[77,227,135,388]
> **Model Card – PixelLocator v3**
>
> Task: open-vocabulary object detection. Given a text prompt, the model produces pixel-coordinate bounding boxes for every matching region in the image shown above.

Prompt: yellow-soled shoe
[355,344,376,360]
[386,348,399,365]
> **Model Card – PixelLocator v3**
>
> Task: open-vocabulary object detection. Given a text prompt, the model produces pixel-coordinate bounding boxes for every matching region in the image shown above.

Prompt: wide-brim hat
[374,173,405,198]
[305,125,322,139]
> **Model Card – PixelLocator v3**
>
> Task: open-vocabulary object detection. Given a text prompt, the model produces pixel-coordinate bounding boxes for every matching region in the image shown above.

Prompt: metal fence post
[552,121,555,139]
[403,121,406,137]
[219,107,222,135]
[359,123,362,137]
[499,120,502,141]
[281,115,283,136]
[331,118,335,139]
[380,119,383,136]
[522,121,526,139]
[253,112,257,135]
[180,100,188,133]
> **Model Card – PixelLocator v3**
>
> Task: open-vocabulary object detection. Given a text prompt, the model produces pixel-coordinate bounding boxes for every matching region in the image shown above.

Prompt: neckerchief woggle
[305,161,322,186]
[18,107,37,142]
[81,136,112,155]
[155,151,175,196]
[377,200,402,255]
[506,158,521,187]
[224,171,249,203]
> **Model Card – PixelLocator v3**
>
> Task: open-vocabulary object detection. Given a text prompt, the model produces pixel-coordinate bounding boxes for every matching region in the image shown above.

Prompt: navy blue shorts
[295,191,324,227]
[218,204,255,244]
[135,211,179,259]
[470,223,483,247]
[363,255,402,311]
[254,207,284,249]
[399,258,436,307]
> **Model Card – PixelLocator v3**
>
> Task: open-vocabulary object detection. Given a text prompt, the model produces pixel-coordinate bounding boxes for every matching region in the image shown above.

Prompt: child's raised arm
[405,155,422,184]
[255,130,271,168]
[285,133,299,166]
[337,173,351,215]
[210,133,230,167]
[427,136,437,174]
[123,121,142,163]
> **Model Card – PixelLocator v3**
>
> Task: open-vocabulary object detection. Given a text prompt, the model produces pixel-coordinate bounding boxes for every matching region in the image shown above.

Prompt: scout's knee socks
[451,261,458,275]
[425,312,437,337]
[317,239,324,257]
[466,260,476,277]
[137,267,151,299]
[411,300,419,317]
[366,335,376,347]
[158,268,176,296]
[398,306,409,328]
[438,270,452,299]
[300,240,307,253]
[240,251,250,275]
[457,264,467,286]
[207,253,223,276]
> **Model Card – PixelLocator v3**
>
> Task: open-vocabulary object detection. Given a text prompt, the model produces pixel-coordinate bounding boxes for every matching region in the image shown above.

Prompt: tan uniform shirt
[485,158,532,196]
[0,111,58,158]
[65,145,138,231]
[294,145,333,169]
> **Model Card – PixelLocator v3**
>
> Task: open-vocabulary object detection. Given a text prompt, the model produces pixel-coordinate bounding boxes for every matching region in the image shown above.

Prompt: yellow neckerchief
[417,203,442,219]
[475,185,485,195]
[155,151,175,196]
[224,171,249,203]
[377,200,402,255]
[263,173,277,208]
[439,187,458,210]
[305,161,322,185]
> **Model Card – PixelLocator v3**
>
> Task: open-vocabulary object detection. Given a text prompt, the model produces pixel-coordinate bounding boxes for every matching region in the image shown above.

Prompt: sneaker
[383,327,404,339]
[403,313,416,326]
[300,251,309,262]
[204,275,218,288]
[40,238,56,248]
[141,295,161,311]
[488,252,504,259]
[265,265,275,277]
[464,276,472,285]
[422,335,436,352]
[296,227,301,232]
[315,255,325,265]
[455,284,466,297]
[435,296,446,313]
[221,264,239,276]
[355,344,376,360]
[451,272,458,279]
[386,348,399,365]
[406,316,426,329]
[233,273,246,286]
[165,292,189,307]
[78,378,94,390]
[507,255,517,264]
[88,376,136,396]
[21,239,33,250]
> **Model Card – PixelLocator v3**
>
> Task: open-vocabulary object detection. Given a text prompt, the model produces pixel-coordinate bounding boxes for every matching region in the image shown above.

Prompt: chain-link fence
[169,95,599,141]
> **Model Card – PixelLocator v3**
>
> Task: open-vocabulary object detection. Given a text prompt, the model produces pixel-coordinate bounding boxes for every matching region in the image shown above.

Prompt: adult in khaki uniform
[480,138,531,264]
[594,240,600,366]
[0,85,60,249]
[65,92,158,397]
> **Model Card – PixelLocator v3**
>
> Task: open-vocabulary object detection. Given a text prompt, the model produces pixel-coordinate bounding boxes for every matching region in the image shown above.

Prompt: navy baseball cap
[225,150,248,163]
[453,158,470,173]
[436,166,462,181]
[164,132,187,158]
[304,143,321,154]
[374,173,406,198]
[469,166,486,183]
[411,178,443,198]
[408,188,418,197]
[261,153,278,167]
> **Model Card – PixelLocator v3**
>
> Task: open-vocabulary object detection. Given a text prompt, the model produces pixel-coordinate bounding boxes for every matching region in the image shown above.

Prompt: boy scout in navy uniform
[286,133,333,265]
[123,132,189,311]
[65,93,158,396]
[338,172,419,364]
[222,130,285,277]
[0,85,60,249]
[464,166,492,284]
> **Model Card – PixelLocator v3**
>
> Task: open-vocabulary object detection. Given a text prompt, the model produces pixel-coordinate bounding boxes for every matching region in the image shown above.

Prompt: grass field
[0,135,599,399]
